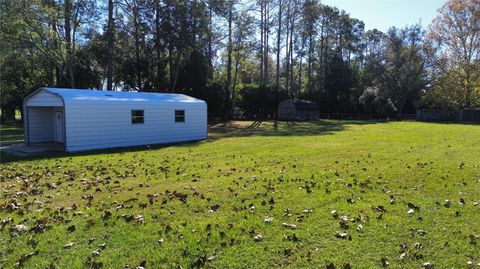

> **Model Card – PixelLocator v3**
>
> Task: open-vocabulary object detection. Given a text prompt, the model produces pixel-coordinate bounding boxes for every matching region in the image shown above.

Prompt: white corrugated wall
[65,102,207,151]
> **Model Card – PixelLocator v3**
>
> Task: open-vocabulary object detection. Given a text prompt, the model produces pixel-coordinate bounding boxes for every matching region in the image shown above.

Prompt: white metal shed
[23,88,207,152]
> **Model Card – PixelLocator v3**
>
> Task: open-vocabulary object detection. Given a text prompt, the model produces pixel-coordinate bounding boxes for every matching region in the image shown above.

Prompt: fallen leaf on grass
[417,230,428,236]
[302,209,313,214]
[407,202,420,211]
[102,211,112,220]
[422,262,433,269]
[63,242,75,249]
[331,210,339,219]
[373,205,386,213]
[0,217,13,227]
[191,256,206,268]
[264,217,273,223]
[81,194,94,201]
[282,223,297,229]
[67,225,76,232]
[469,234,479,245]
[11,224,29,234]
[15,251,38,268]
[284,234,300,242]
[335,231,350,240]
[209,204,220,213]
[134,215,144,224]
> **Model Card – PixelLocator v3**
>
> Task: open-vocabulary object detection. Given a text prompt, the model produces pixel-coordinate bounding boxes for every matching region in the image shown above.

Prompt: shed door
[54,111,64,143]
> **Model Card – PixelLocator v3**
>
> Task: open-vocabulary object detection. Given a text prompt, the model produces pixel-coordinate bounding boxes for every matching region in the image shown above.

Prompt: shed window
[131,110,144,124]
[175,110,185,123]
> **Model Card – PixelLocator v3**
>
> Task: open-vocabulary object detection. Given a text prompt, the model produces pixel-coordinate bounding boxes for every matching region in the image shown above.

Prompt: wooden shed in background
[278,99,319,121]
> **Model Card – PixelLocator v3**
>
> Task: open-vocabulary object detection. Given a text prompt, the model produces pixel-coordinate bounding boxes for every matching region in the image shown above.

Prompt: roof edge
[39,88,207,104]
[24,87,66,107]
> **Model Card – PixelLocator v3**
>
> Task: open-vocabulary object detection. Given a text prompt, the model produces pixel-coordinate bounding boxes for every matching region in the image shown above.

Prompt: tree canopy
[1,0,479,122]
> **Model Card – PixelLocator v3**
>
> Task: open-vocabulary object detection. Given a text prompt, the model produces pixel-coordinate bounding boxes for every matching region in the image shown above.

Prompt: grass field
[0,120,479,268]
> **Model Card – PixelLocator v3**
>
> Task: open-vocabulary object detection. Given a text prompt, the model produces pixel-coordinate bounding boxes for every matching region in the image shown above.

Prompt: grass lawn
[0,120,479,268]
[0,124,24,144]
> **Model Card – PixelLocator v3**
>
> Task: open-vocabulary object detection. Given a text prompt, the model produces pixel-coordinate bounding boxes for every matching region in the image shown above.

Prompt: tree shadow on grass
[0,120,383,163]
[0,124,24,144]
[207,120,381,141]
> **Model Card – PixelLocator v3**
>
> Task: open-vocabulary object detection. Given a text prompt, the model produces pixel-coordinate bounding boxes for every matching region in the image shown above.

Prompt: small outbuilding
[278,99,319,121]
[23,88,207,152]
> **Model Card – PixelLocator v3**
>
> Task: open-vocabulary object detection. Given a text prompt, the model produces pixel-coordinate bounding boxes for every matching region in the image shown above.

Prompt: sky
[321,0,447,32]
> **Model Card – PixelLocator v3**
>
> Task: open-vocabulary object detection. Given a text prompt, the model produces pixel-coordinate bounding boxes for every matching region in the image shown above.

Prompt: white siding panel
[28,107,54,143]
[65,103,207,151]
[26,90,63,107]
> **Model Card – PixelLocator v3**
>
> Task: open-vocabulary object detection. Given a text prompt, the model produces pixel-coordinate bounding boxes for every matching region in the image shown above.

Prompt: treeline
[1,0,479,122]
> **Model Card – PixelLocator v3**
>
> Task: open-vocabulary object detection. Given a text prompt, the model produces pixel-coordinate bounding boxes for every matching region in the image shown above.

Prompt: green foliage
[1,0,478,120]
[424,0,480,109]
[238,84,288,119]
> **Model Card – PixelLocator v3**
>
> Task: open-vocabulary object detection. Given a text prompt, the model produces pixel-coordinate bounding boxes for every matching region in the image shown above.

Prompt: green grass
[0,120,479,268]
[0,124,24,144]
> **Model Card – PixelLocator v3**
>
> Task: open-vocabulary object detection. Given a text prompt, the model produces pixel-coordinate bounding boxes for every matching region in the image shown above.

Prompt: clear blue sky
[321,0,447,32]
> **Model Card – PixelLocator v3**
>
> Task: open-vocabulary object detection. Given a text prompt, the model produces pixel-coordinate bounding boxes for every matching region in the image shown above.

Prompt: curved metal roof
[28,88,205,105]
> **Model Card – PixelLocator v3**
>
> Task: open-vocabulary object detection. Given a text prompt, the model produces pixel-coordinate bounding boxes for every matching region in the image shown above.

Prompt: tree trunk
[72,4,80,86]
[225,7,233,118]
[133,1,142,91]
[275,0,282,127]
[1,107,15,124]
[106,0,114,90]
[155,0,164,91]
[260,0,264,84]
[232,51,241,116]
[322,25,328,95]
[284,0,290,93]
[167,3,174,92]
[396,97,407,120]
[64,0,74,88]
[320,24,325,94]
[289,10,294,96]
[298,54,302,90]
[172,53,181,91]
[264,1,269,84]
[307,34,312,93]
[207,3,213,79]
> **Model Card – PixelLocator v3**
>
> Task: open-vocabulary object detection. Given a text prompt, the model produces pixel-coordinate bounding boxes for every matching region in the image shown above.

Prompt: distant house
[278,99,319,121]
[23,88,207,152]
